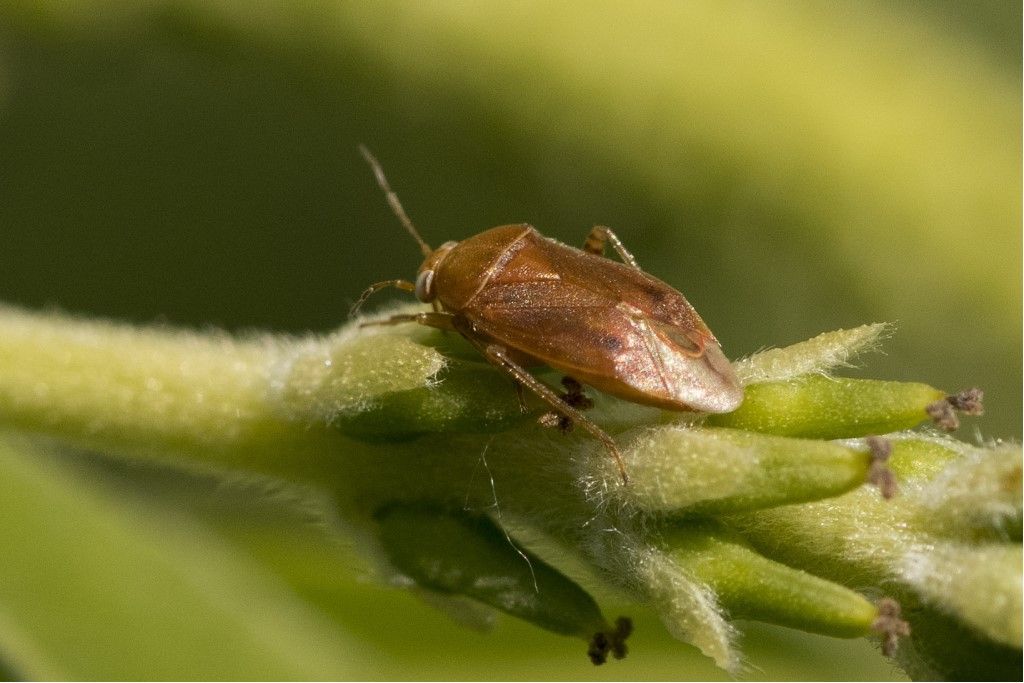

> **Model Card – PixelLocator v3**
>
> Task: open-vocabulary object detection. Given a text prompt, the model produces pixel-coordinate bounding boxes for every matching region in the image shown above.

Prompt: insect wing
[465,235,742,413]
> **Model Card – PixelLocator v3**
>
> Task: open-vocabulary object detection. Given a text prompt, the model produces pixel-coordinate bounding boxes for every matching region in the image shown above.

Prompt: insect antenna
[358,145,433,257]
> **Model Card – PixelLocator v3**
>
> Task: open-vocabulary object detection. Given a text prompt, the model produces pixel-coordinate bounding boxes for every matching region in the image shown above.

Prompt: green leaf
[0,437,365,680]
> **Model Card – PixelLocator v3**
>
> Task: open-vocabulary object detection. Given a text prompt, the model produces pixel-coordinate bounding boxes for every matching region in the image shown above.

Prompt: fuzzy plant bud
[374,504,630,664]
[595,426,880,514]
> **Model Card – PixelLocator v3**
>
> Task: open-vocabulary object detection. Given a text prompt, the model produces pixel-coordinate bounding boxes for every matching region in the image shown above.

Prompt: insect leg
[539,377,595,432]
[349,279,416,317]
[584,226,640,269]
[359,311,457,330]
[480,343,628,484]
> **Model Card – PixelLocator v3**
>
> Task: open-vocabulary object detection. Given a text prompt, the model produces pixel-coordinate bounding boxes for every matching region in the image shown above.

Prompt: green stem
[0,306,334,481]
[0,305,1017,677]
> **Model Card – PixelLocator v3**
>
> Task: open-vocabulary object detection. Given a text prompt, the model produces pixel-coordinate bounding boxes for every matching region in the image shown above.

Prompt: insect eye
[415,270,436,302]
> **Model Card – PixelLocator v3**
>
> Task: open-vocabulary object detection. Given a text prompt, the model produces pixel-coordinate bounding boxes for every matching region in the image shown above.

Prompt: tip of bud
[926,387,985,431]
[948,387,985,415]
[587,616,633,665]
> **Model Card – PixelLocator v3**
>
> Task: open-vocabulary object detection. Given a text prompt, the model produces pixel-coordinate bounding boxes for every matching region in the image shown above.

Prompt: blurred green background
[0,0,1018,679]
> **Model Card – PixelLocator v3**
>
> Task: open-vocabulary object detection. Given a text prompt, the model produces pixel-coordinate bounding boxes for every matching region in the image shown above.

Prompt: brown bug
[352,147,743,483]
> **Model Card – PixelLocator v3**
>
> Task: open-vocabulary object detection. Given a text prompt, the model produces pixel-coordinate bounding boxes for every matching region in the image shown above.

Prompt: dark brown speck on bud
[872,597,911,657]
[926,387,985,431]
[865,436,898,499]
[587,616,633,665]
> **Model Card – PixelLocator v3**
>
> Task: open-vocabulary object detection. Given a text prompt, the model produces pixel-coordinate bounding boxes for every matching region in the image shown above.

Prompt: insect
[352,147,743,483]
